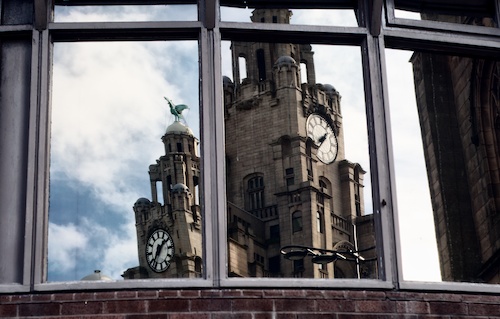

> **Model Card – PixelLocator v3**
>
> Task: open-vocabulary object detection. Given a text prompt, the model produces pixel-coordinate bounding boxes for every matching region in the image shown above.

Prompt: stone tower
[123,120,202,279]
[223,9,376,279]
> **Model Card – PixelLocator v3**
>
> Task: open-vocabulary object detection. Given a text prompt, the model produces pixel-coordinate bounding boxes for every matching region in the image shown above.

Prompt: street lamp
[280,245,377,278]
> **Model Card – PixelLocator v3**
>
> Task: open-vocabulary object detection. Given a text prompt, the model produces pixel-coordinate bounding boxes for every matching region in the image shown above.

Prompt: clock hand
[318,132,328,146]
[154,240,165,261]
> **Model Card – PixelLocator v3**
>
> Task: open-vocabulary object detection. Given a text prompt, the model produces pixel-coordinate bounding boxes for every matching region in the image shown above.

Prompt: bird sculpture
[164,97,189,122]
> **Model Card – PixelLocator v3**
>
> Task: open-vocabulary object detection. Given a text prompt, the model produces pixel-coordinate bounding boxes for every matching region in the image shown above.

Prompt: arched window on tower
[247,175,265,211]
[256,49,266,81]
[292,211,302,232]
[238,55,247,83]
[300,61,307,84]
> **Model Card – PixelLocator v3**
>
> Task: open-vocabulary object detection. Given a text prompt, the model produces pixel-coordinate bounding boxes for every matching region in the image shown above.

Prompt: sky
[48,4,440,282]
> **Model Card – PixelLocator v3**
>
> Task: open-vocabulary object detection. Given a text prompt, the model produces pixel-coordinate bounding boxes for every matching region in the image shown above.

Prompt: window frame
[0,0,499,294]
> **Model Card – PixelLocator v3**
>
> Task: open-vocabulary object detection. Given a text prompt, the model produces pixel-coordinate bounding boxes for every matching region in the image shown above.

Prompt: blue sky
[48,5,440,282]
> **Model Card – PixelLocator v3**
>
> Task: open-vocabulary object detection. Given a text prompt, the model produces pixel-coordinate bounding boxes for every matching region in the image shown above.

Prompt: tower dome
[81,270,113,281]
[172,183,190,194]
[275,55,297,67]
[323,83,339,97]
[166,121,194,136]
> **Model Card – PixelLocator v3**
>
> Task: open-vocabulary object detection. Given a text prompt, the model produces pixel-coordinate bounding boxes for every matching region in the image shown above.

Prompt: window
[1,0,500,294]
[246,175,265,211]
[292,211,303,232]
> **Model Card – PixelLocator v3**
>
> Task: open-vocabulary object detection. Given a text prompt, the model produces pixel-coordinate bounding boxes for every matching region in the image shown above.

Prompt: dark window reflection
[411,52,500,283]
[394,0,497,27]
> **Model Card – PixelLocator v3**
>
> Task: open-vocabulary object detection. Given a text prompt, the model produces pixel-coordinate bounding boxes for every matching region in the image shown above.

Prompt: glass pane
[49,40,201,281]
[387,48,500,284]
[221,6,359,26]
[54,4,197,22]
[393,0,497,27]
[222,9,378,279]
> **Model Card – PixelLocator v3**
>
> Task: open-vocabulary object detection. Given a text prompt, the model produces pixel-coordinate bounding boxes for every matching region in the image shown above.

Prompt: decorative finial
[164,97,189,122]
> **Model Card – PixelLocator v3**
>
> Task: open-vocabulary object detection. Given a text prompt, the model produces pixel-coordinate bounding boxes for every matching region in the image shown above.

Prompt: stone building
[123,120,203,279]
[411,14,500,283]
[223,8,377,279]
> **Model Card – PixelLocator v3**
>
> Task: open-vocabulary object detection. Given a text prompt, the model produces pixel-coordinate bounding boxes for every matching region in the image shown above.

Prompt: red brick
[263,290,285,297]
[462,294,500,304]
[275,299,316,312]
[253,313,277,319]
[323,290,347,299]
[386,291,424,301]
[148,299,190,312]
[137,290,158,298]
[241,289,264,297]
[232,299,274,312]
[216,290,240,298]
[18,303,60,316]
[396,300,429,314]
[317,299,356,312]
[74,292,96,301]
[180,290,201,297]
[168,314,210,319]
[30,293,52,302]
[468,302,500,316]
[429,301,467,315]
[355,300,396,313]
[116,291,137,299]
[277,314,298,319]
[105,300,147,314]
[0,295,11,303]
[95,291,117,300]
[305,290,326,299]
[282,290,306,298]
[0,304,16,317]
[191,298,232,312]
[61,301,104,315]
[158,290,179,298]
[10,295,31,303]
[200,290,226,298]
[212,314,252,319]
[53,293,75,301]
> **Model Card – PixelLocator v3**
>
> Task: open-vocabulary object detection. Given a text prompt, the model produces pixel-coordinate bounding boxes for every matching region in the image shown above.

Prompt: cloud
[54,5,197,22]
[48,222,89,274]
[49,8,199,281]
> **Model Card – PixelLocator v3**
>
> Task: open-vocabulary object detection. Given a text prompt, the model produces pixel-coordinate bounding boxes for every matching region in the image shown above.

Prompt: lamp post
[280,245,377,279]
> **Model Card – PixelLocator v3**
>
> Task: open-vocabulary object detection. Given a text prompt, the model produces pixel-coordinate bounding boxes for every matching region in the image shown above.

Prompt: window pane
[49,40,201,281]
[54,4,197,22]
[393,0,497,27]
[387,48,500,284]
[222,9,378,279]
[220,5,359,26]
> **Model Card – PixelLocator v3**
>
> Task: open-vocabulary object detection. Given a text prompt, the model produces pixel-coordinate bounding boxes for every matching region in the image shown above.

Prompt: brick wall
[1,289,499,318]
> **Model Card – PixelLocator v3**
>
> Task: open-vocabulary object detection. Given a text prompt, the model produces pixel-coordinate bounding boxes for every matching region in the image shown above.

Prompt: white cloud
[49,25,198,280]
[48,223,89,274]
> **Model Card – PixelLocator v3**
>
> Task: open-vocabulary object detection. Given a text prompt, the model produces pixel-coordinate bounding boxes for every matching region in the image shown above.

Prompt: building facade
[223,9,376,279]
[123,120,203,279]
[411,15,500,284]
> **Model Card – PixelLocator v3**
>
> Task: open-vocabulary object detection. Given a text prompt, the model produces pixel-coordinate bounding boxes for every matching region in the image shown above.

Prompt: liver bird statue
[164,97,189,122]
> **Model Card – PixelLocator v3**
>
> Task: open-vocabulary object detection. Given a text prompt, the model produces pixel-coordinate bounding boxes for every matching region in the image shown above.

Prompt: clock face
[306,114,338,164]
[146,229,174,272]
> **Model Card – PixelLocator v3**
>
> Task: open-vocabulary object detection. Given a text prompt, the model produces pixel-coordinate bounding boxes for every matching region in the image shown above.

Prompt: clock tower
[123,119,202,279]
[223,8,376,278]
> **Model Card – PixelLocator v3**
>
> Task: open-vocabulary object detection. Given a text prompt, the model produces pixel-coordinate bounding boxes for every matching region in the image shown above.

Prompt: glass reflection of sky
[49,9,199,280]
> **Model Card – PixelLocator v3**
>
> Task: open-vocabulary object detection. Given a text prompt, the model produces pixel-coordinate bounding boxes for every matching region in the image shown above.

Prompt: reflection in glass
[49,40,200,281]
[388,48,500,284]
[222,9,377,279]
[220,5,359,26]
[393,1,497,27]
[54,4,197,22]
